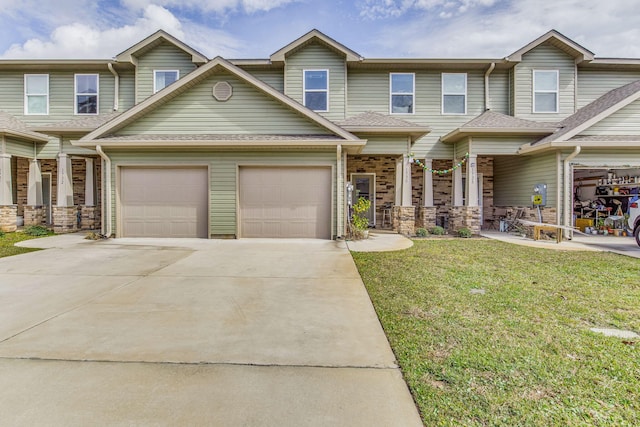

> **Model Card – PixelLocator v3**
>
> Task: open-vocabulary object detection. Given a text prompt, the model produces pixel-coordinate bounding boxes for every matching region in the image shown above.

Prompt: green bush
[0,230,5,238]
[415,228,428,237]
[429,226,445,235]
[351,197,372,231]
[23,225,53,237]
[457,227,472,238]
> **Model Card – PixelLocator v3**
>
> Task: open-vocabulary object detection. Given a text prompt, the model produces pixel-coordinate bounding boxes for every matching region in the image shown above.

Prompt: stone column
[417,158,437,229]
[465,154,479,207]
[0,205,17,232]
[392,155,416,235]
[54,153,78,233]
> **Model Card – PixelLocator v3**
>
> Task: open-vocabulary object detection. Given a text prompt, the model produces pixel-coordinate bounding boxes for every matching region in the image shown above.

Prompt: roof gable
[0,111,49,142]
[79,57,359,143]
[507,30,594,63]
[271,29,362,63]
[115,30,208,65]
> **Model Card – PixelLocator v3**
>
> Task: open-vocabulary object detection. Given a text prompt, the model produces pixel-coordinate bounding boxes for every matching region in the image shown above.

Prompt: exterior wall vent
[213,81,233,101]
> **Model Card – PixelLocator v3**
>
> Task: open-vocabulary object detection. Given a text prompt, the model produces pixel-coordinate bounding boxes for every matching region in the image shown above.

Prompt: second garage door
[120,167,208,238]
[239,167,332,238]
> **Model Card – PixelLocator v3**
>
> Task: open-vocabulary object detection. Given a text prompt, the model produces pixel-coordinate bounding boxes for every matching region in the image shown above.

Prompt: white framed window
[390,73,414,114]
[303,69,328,111]
[154,70,179,93]
[533,70,559,113]
[442,73,467,115]
[24,74,49,115]
[75,74,98,115]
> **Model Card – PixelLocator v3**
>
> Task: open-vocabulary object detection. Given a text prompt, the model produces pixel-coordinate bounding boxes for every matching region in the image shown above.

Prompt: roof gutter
[484,62,495,110]
[107,63,119,112]
[563,145,581,235]
[95,145,112,238]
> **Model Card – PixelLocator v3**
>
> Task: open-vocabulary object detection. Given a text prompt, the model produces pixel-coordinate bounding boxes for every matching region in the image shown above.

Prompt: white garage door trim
[117,166,209,238]
[238,166,333,239]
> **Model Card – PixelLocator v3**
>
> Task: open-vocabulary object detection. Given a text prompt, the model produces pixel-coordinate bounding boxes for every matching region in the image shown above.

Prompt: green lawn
[352,239,640,426]
[0,232,43,258]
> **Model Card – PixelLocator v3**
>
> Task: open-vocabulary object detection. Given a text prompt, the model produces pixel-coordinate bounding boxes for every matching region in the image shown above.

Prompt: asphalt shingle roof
[0,111,49,140]
[460,110,558,129]
[35,112,122,131]
[336,111,426,129]
[96,134,342,142]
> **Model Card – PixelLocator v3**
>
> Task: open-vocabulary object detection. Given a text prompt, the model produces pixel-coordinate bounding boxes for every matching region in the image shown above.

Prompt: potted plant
[351,196,372,239]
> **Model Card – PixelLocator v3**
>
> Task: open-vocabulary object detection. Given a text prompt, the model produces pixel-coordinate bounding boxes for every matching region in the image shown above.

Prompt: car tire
[635,225,640,247]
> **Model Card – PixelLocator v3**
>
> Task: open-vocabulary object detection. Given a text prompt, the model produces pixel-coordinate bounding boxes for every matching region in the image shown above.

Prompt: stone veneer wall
[347,155,397,228]
[53,206,78,234]
[448,206,482,234]
[0,205,17,232]
[23,206,44,226]
[416,206,437,229]
[392,206,415,235]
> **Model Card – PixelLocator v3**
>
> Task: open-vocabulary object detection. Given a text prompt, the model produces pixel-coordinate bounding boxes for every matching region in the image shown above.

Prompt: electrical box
[532,183,547,206]
[346,182,354,206]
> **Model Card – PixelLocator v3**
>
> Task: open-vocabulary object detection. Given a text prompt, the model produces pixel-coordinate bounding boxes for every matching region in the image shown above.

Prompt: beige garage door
[120,167,208,238]
[239,167,332,239]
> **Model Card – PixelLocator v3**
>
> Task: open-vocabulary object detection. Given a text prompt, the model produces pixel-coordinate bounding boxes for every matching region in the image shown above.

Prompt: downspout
[484,62,495,110]
[563,146,581,238]
[107,63,119,112]
[96,145,112,237]
[336,144,342,238]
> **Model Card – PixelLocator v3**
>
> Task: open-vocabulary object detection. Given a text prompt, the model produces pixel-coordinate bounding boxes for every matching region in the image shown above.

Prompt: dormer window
[75,74,98,115]
[390,73,414,114]
[533,70,559,113]
[303,70,328,112]
[154,70,179,93]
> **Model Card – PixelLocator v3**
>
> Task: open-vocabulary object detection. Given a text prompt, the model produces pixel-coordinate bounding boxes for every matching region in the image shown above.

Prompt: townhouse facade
[1,29,639,239]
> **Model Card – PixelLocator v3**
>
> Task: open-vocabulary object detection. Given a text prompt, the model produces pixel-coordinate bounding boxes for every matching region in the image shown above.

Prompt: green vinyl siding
[61,138,97,156]
[108,150,337,237]
[571,149,640,168]
[471,136,538,155]
[284,43,346,121]
[514,42,576,120]
[0,70,115,125]
[36,138,60,159]
[489,69,510,114]
[117,71,332,135]
[358,135,408,155]
[135,42,197,103]
[246,69,284,92]
[118,70,136,111]
[577,69,640,108]
[454,140,469,159]
[5,139,35,158]
[493,152,558,207]
[580,99,640,135]
[347,69,486,159]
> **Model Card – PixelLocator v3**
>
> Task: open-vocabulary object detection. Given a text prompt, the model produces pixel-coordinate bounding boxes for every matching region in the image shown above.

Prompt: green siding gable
[358,135,408,155]
[514,42,576,121]
[285,43,346,121]
[577,70,640,108]
[494,152,558,207]
[471,136,538,155]
[117,71,333,136]
[5,138,35,158]
[580,98,640,135]
[135,42,198,103]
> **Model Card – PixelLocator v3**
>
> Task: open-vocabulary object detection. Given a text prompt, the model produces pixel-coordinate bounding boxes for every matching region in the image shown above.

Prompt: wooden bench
[533,224,563,243]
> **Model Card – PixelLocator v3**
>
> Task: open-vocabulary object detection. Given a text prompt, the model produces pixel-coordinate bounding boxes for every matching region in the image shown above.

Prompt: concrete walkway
[1,236,422,426]
[346,231,413,252]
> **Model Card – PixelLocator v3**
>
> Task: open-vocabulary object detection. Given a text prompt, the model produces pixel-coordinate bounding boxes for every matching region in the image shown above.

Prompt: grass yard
[352,239,640,426]
[0,231,43,258]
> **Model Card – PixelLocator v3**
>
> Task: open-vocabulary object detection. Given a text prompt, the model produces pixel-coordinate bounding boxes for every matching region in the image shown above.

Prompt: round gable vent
[213,81,233,101]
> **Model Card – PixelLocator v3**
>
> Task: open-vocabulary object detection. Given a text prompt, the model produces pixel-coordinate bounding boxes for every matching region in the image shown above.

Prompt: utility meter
[346,182,354,206]
[532,183,547,206]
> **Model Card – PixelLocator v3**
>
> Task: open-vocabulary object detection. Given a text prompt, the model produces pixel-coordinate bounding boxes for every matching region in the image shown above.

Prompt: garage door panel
[239,167,331,239]
[120,168,208,238]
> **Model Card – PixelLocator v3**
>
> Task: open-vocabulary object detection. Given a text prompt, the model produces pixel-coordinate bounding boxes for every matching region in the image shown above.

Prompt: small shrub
[429,226,445,235]
[0,230,5,238]
[351,197,372,232]
[457,227,472,238]
[415,228,428,237]
[23,225,53,237]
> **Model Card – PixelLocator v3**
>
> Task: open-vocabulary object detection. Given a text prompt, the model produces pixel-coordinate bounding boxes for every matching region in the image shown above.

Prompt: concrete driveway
[0,236,421,426]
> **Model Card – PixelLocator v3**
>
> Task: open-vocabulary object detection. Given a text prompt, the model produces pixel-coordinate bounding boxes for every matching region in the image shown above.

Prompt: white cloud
[121,0,299,14]
[359,0,496,19]
[367,0,640,58]
[0,4,241,59]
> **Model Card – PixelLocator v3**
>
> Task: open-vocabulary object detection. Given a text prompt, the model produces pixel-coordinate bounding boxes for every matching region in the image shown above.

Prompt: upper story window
[533,70,559,113]
[390,73,414,114]
[303,70,328,111]
[442,73,467,115]
[75,74,98,115]
[154,70,179,93]
[24,74,49,115]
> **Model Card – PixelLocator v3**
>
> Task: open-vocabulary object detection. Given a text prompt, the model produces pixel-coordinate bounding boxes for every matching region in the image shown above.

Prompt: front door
[351,174,375,227]
[42,173,52,224]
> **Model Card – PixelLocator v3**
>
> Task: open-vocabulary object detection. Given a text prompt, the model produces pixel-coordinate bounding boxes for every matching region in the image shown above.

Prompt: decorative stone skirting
[0,205,17,232]
[53,206,79,234]
[448,206,481,235]
[80,205,97,230]
[392,206,415,236]
[24,206,45,226]
[416,206,437,230]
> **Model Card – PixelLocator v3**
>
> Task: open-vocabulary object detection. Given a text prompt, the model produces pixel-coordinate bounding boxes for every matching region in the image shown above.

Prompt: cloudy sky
[0,0,639,60]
